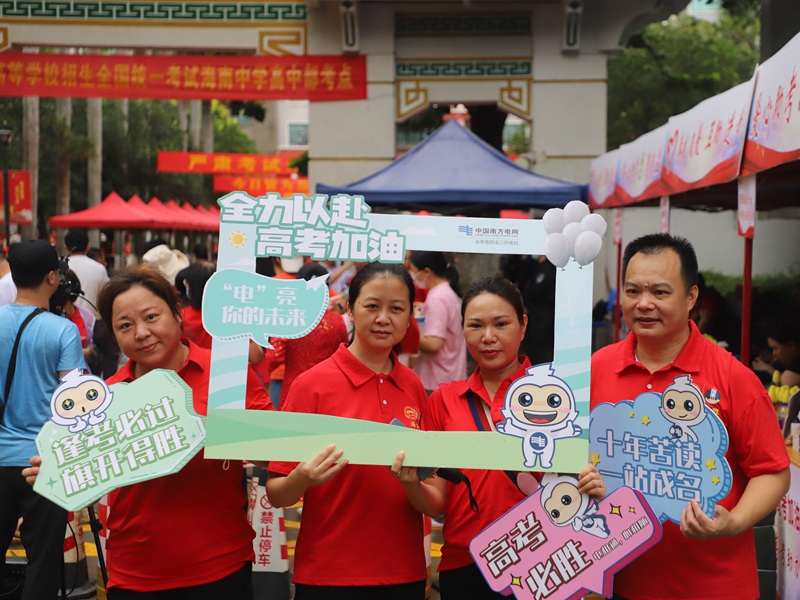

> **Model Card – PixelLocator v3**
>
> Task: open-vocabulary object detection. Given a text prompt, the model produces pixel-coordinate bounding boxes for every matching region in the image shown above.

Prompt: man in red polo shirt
[591,233,789,600]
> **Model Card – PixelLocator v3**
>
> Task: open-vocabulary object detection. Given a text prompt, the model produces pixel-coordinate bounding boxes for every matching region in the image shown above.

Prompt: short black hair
[461,274,525,324]
[65,230,89,254]
[622,233,698,292]
[8,240,60,289]
[192,243,209,261]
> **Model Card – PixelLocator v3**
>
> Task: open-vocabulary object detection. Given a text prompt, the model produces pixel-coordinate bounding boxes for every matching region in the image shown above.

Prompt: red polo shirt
[269,343,428,586]
[422,358,531,571]
[104,340,272,591]
[591,321,789,600]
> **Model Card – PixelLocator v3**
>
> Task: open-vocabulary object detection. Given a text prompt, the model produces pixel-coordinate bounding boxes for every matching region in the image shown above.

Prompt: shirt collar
[114,338,201,382]
[454,356,533,400]
[616,320,704,375]
[331,343,403,389]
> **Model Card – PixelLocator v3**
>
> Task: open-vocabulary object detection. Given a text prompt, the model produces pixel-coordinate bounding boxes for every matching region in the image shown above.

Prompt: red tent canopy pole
[740,238,753,366]
[614,242,622,343]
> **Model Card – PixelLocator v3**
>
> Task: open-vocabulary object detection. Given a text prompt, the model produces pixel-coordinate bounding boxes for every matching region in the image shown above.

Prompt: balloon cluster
[542,200,607,269]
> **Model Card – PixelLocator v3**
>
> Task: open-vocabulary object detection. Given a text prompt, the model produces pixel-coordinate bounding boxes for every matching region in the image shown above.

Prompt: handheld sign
[469,481,662,600]
[589,373,732,523]
[34,369,205,512]
[202,268,330,348]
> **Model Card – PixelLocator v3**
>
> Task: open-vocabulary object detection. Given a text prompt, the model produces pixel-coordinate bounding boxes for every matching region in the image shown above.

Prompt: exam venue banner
[662,76,754,194]
[34,369,205,512]
[742,30,800,174]
[213,175,309,196]
[589,374,732,524]
[614,125,668,205]
[0,52,367,101]
[587,149,620,209]
[158,151,299,176]
[469,484,662,600]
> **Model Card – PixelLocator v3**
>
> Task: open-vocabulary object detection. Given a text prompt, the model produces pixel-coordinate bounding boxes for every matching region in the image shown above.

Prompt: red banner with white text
[0,171,33,225]
[0,52,366,101]
[158,151,298,175]
[213,175,309,196]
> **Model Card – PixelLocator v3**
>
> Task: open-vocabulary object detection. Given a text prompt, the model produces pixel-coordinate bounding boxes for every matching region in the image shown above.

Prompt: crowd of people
[0,229,793,600]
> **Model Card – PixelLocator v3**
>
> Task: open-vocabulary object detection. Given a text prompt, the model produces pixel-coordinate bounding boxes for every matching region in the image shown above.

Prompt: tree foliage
[1,97,257,235]
[607,12,759,149]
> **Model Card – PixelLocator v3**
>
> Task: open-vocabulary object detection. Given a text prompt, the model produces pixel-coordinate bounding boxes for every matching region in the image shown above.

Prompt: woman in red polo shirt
[267,263,429,600]
[37,266,273,599]
[393,274,605,599]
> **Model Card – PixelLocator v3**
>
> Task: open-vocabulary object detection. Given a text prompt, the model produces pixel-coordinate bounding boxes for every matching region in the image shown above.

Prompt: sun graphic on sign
[228,230,248,249]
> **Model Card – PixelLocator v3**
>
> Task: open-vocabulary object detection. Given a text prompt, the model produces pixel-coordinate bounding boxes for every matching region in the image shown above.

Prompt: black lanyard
[466,389,523,489]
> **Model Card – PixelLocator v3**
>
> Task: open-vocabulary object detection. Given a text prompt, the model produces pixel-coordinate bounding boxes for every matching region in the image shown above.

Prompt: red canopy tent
[48,192,160,229]
[164,199,211,231]
[143,196,196,229]
[181,202,218,231]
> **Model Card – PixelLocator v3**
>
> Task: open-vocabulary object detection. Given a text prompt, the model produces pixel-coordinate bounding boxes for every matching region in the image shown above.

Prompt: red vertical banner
[8,171,32,224]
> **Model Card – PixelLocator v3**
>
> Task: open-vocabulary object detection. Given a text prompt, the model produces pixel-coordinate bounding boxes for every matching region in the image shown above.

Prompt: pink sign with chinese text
[737,175,756,238]
[664,77,754,194]
[743,31,800,174]
[776,460,800,599]
[469,484,662,600]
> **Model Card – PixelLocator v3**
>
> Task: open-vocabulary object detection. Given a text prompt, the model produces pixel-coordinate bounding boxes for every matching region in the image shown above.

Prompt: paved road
[4,504,444,600]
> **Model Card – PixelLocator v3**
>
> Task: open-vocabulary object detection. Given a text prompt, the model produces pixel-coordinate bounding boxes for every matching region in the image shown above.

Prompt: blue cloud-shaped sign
[589,379,731,524]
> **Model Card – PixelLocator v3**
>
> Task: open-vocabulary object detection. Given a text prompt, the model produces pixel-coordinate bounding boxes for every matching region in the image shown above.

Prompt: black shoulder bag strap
[466,389,522,489]
[2,307,46,422]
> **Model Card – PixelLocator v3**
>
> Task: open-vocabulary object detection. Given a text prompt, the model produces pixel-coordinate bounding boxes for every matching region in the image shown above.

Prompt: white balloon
[573,231,603,267]
[563,200,589,224]
[580,213,608,238]
[544,233,570,269]
[562,222,582,257]
[542,208,565,235]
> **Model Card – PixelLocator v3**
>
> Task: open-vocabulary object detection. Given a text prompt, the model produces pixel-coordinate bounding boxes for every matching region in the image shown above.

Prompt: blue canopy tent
[316,120,586,214]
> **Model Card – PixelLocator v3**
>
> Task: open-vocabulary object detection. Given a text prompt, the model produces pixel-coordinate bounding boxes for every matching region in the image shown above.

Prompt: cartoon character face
[543,480,582,525]
[50,368,114,430]
[659,374,706,429]
[53,380,107,421]
[506,383,574,427]
[661,389,702,422]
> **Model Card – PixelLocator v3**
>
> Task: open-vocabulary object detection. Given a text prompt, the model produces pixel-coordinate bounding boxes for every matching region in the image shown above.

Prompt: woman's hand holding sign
[267,444,348,508]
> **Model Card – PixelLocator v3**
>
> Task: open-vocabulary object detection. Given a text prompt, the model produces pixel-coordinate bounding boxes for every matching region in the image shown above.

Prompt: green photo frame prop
[204,192,595,473]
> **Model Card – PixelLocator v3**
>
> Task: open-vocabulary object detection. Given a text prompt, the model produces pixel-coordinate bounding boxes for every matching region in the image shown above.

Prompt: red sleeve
[421,387,445,431]
[267,368,319,476]
[244,363,273,411]
[727,360,790,478]
[399,317,420,354]
[263,338,287,372]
